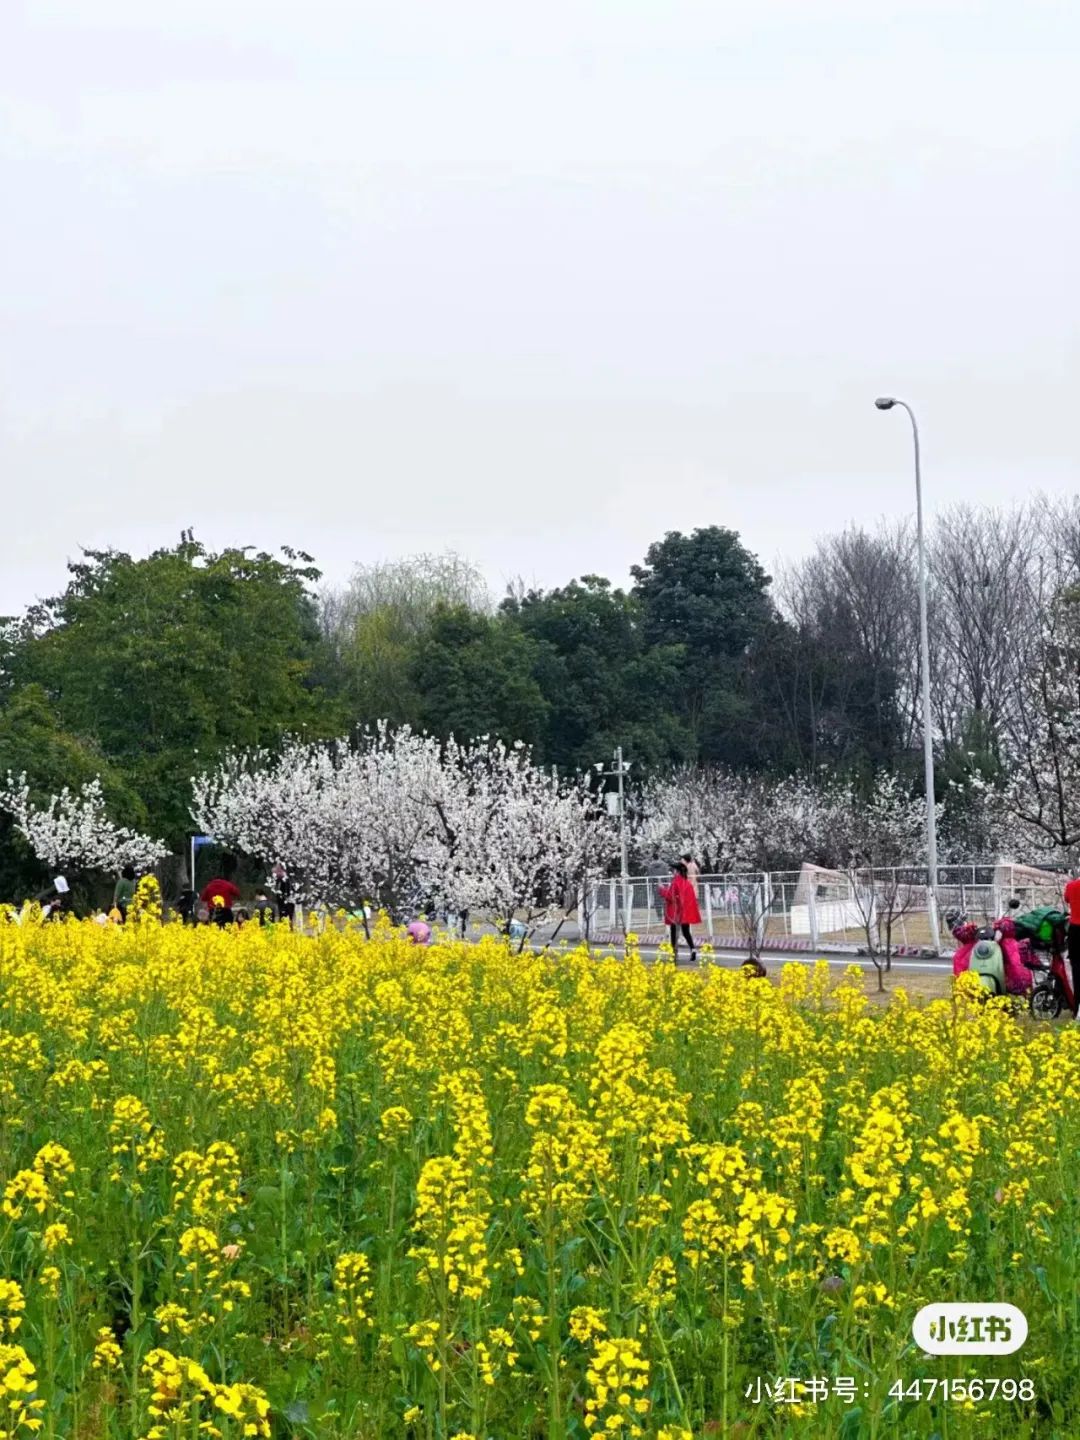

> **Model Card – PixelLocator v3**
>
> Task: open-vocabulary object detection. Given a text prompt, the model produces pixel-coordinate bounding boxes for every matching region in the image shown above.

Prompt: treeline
[2,499,1079,893]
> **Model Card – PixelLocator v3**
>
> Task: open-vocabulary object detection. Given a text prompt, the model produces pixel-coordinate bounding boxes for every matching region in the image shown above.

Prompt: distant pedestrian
[252,890,276,925]
[200,868,240,924]
[646,856,668,921]
[659,861,701,962]
[114,865,137,922]
[174,889,198,925]
[270,863,296,926]
[682,853,701,891]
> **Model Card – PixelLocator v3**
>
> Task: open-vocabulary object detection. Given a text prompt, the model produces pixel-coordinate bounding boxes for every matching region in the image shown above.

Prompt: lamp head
[874,397,896,411]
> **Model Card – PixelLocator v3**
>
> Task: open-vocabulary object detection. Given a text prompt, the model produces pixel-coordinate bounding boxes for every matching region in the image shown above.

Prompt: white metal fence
[583,863,1069,954]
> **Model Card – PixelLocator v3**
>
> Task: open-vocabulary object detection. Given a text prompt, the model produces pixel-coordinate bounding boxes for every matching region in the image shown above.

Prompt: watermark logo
[913,1303,1027,1356]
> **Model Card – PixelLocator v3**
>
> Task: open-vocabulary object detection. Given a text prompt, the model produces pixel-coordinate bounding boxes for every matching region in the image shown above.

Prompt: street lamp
[875,396,941,952]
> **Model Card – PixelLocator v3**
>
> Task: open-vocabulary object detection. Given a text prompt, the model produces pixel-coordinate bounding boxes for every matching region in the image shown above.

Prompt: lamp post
[875,396,941,951]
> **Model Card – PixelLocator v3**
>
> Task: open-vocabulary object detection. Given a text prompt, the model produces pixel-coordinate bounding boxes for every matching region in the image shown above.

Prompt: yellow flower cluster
[410,1156,490,1301]
[0,1343,44,1437]
[91,1327,121,1370]
[0,919,1076,1439]
[141,1349,270,1439]
[583,1336,650,1434]
[0,1285,24,1339]
[333,1251,374,1345]
[522,1084,612,1228]
[683,1142,794,1269]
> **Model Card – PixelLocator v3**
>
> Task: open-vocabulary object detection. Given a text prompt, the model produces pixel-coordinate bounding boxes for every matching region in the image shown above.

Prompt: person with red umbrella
[659,860,702,963]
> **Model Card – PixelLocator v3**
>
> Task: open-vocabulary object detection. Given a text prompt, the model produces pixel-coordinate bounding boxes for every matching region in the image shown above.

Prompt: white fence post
[807,883,819,949]
[761,872,772,950]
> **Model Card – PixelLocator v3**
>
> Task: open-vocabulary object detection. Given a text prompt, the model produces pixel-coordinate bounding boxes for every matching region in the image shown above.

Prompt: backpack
[1013,906,1068,949]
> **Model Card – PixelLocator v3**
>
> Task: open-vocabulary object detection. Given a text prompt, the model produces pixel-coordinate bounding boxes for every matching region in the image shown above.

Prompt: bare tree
[998,565,1080,862]
[778,522,919,768]
[319,552,493,725]
[320,551,492,649]
[827,775,932,988]
[928,503,1034,754]
[846,866,924,990]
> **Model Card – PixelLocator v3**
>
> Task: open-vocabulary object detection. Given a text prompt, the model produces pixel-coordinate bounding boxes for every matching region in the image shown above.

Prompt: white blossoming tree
[639,767,855,875]
[191,724,447,922]
[638,768,841,956]
[192,725,618,939]
[429,737,617,944]
[0,774,170,876]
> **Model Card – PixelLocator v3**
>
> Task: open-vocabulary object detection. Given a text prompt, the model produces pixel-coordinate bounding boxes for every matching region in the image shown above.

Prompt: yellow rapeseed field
[0,909,1076,1439]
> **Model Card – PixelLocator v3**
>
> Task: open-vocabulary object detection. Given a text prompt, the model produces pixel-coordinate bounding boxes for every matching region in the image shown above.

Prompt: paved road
[427,919,950,973]
[600,942,949,973]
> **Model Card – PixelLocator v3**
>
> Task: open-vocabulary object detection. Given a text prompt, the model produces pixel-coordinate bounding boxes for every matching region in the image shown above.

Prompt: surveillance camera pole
[597,747,632,933]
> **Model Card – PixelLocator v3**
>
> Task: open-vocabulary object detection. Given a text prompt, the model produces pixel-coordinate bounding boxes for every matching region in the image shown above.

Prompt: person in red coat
[659,860,702,962]
[200,874,240,925]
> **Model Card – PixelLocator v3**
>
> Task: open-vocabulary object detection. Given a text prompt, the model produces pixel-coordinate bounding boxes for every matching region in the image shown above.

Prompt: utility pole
[615,746,630,931]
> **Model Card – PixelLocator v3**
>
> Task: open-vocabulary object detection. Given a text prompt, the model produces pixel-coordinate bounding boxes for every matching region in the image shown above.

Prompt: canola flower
[0,916,1076,1437]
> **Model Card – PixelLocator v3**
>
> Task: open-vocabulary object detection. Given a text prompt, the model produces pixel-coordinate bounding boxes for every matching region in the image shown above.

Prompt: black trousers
[669,923,696,954]
[1068,924,1080,1014]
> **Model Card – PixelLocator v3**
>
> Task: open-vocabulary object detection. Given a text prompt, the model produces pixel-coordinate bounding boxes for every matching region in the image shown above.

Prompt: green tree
[501,576,692,771]
[412,606,549,749]
[630,527,773,660]
[8,537,341,844]
[630,527,775,763]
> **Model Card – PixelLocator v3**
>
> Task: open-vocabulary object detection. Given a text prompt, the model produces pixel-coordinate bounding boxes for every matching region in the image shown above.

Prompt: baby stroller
[1012,905,1075,1020]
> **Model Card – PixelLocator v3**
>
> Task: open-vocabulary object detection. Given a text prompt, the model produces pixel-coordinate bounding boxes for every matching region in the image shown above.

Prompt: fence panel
[584,861,1069,952]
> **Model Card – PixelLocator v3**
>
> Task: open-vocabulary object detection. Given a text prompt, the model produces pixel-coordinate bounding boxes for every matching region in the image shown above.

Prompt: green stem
[44,1304,56,1440]
[545,1185,564,1440]
[279,1151,289,1338]
[470,1298,482,1438]
[129,1229,142,1439]
[721,1260,730,1434]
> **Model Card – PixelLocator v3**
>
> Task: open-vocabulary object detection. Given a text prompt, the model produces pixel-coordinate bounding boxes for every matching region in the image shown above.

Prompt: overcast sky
[2,0,1076,616]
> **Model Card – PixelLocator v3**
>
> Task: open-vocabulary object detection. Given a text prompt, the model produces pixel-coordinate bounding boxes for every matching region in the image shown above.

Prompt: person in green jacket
[113,865,137,921]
